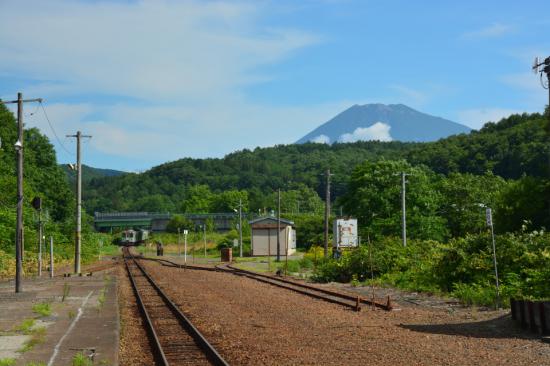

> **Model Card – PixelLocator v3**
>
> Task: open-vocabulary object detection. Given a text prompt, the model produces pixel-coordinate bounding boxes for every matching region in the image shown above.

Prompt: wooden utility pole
[66,131,91,274]
[324,169,332,257]
[0,93,42,293]
[400,172,411,248]
[276,188,281,262]
[238,198,243,258]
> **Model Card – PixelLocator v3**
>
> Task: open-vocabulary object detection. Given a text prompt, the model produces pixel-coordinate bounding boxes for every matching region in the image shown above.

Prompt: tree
[341,160,447,241]
[166,215,194,233]
[438,172,507,237]
[181,185,213,213]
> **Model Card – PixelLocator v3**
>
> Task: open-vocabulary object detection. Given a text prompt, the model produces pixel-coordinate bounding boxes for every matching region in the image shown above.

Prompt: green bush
[312,231,550,306]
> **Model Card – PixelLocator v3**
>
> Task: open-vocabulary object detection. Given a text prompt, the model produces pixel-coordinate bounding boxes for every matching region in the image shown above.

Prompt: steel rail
[222,265,362,311]
[226,264,391,310]
[123,248,229,366]
[124,250,170,365]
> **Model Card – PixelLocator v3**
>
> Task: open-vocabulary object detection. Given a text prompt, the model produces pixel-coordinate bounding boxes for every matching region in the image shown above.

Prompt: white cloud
[457,108,523,129]
[338,122,392,143]
[310,134,331,144]
[0,1,319,101]
[0,0,328,169]
[461,23,513,39]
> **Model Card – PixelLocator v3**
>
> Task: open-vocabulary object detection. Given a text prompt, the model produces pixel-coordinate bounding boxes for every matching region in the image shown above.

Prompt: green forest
[0,103,108,278]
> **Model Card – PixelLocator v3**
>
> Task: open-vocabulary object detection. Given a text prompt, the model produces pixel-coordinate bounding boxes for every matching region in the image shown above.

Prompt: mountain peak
[297,103,470,144]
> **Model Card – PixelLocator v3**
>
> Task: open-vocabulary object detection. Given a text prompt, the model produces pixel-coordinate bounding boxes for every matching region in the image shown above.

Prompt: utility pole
[49,236,54,278]
[0,93,42,293]
[66,131,91,274]
[323,169,332,257]
[399,172,410,247]
[277,189,281,262]
[178,228,181,257]
[532,56,550,111]
[203,223,207,258]
[238,198,243,258]
[38,208,42,276]
[532,56,550,219]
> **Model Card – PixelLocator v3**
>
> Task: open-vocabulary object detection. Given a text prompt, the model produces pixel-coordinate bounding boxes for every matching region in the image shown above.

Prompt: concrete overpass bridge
[94,212,243,232]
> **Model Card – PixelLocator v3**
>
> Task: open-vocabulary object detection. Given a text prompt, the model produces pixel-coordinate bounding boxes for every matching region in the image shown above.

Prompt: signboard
[183,230,188,235]
[233,239,239,247]
[486,208,493,227]
[333,218,358,248]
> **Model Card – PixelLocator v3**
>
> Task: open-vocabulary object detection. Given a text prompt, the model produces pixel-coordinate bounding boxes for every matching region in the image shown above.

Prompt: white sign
[333,218,358,248]
[485,208,493,226]
[183,230,188,235]
[233,239,239,247]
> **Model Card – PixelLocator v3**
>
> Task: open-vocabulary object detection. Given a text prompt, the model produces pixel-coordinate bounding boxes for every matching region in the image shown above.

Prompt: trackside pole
[49,236,54,278]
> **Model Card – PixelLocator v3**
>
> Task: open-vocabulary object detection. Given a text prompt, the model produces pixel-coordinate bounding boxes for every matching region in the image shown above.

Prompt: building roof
[249,216,294,226]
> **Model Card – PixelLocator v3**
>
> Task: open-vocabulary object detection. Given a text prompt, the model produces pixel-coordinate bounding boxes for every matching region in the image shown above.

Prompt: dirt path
[136,260,550,366]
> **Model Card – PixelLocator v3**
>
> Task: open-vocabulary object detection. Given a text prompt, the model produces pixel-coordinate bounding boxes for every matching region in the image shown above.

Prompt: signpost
[486,208,500,309]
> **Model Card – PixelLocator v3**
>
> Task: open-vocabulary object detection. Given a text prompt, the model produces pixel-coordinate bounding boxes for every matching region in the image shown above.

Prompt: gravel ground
[117,265,156,366]
[138,260,550,366]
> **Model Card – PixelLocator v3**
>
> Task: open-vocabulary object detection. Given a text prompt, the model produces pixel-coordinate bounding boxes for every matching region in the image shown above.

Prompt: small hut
[249,217,296,256]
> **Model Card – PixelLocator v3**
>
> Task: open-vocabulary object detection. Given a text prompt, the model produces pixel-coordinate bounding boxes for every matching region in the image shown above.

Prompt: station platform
[0,267,119,365]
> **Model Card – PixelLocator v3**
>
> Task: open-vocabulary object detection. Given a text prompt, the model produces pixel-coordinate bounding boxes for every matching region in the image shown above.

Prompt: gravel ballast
[137,260,550,366]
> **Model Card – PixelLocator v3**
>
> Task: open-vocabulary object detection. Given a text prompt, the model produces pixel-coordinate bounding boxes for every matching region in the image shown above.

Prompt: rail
[123,248,229,366]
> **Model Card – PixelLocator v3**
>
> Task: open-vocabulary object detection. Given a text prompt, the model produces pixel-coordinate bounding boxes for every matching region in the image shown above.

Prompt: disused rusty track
[219,263,362,311]
[137,254,390,311]
[224,264,391,311]
[123,248,229,366]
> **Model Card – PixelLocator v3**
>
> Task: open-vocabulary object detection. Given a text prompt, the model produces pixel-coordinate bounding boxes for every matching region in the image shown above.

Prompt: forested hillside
[85,111,549,218]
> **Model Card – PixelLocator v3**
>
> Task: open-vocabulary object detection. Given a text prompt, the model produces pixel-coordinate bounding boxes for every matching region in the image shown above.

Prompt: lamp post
[477,203,500,310]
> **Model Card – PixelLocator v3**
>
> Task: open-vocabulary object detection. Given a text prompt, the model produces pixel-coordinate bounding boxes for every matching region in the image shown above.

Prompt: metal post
[15,92,24,292]
[178,228,181,257]
[324,169,331,257]
[203,223,207,258]
[277,188,281,262]
[38,210,42,277]
[401,172,407,248]
[489,216,500,309]
[49,236,54,278]
[490,224,500,308]
[238,198,243,258]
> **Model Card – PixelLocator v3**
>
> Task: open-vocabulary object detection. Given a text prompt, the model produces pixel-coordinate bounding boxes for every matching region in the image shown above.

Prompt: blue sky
[1,0,548,171]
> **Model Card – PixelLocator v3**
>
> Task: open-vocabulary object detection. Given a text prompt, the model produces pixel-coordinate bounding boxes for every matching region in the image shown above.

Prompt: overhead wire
[38,102,75,156]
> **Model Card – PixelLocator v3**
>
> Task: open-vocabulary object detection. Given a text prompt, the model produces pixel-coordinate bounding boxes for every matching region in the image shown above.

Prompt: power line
[39,102,74,156]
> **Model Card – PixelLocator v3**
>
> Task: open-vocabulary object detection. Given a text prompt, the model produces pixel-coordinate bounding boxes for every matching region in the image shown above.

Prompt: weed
[68,310,76,319]
[19,327,46,353]
[25,362,46,366]
[97,287,106,310]
[350,274,360,287]
[72,352,93,366]
[15,319,36,334]
[0,359,15,366]
[62,283,71,302]
[32,302,52,317]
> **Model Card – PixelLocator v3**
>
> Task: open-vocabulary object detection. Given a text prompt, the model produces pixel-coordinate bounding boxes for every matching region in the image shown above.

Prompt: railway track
[123,248,229,366]
[135,253,391,311]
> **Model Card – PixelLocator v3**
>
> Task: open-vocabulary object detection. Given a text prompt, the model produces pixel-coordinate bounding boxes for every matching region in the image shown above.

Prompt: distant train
[120,229,149,246]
